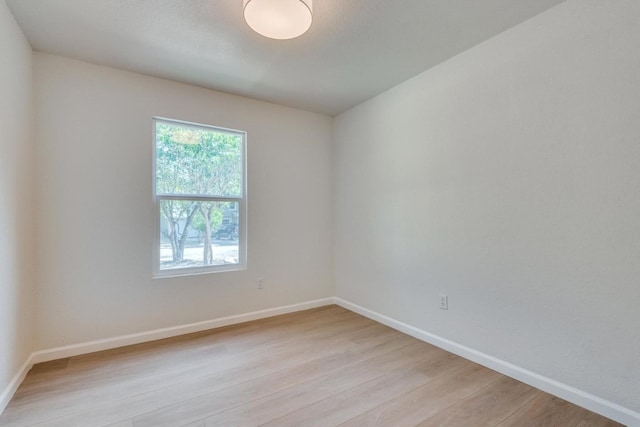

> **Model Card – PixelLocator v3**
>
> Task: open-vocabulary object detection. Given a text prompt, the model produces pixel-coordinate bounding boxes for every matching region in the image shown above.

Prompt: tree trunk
[161,201,181,262]
[200,202,214,265]
[176,202,198,260]
[169,220,180,261]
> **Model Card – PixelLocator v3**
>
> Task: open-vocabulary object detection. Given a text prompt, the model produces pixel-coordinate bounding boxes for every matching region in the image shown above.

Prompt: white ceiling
[7,0,565,116]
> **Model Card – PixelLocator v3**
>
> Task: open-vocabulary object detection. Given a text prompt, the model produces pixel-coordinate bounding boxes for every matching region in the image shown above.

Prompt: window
[153,118,246,276]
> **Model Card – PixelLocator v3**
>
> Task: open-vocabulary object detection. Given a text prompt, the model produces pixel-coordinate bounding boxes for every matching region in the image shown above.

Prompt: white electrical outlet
[439,294,448,310]
[257,278,264,289]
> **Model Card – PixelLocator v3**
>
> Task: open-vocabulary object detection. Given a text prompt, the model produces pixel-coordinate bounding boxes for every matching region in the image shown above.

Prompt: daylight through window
[154,118,246,276]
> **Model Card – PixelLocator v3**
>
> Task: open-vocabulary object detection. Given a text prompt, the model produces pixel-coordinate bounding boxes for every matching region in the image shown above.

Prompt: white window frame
[152,117,247,278]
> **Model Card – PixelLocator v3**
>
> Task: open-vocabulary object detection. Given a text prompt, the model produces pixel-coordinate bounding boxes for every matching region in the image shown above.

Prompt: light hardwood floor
[0,305,623,427]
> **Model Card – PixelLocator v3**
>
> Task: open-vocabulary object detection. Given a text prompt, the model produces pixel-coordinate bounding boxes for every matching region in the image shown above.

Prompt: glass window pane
[155,121,243,198]
[159,199,239,270]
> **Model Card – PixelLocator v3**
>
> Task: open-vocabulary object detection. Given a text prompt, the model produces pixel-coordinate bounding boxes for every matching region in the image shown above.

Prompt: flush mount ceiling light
[243,0,313,40]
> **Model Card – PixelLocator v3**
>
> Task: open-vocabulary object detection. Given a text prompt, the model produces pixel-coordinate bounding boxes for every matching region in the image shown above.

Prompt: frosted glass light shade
[243,0,313,40]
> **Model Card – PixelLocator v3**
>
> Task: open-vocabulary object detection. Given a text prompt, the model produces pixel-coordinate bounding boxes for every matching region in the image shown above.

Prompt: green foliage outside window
[155,120,243,270]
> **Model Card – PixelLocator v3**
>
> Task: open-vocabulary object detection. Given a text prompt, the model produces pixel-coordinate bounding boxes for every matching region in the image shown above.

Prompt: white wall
[334,0,640,414]
[0,0,35,401]
[33,53,334,350]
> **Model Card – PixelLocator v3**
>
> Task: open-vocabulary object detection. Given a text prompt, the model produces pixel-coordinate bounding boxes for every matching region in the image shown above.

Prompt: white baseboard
[0,356,33,415]
[5,296,637,425]
[31,298,334,364]
[0,298,333,415]
[334,297,639,427]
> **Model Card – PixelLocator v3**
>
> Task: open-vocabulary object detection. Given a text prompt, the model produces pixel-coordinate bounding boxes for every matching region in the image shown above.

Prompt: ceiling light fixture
[243,0,313,40]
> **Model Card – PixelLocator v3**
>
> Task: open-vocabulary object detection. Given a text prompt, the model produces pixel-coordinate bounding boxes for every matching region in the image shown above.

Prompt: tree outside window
[154,118,246,275]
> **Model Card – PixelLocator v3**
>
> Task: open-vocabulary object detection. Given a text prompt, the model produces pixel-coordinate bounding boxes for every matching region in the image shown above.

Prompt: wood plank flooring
[0,305,623,427]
